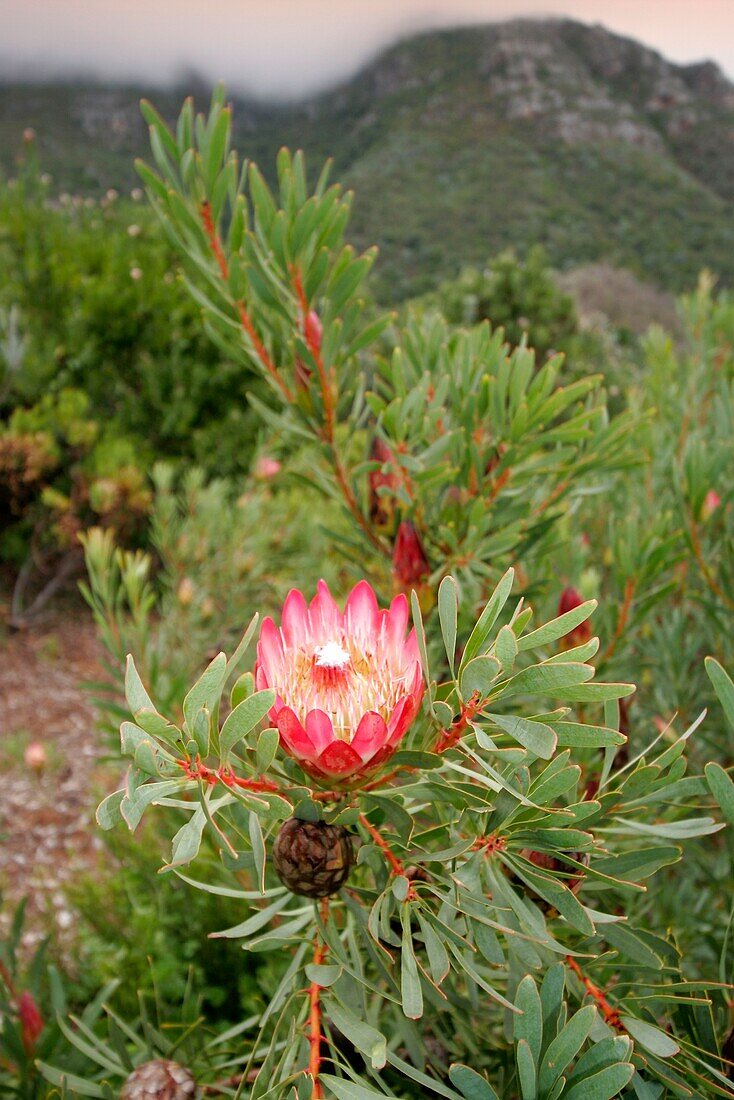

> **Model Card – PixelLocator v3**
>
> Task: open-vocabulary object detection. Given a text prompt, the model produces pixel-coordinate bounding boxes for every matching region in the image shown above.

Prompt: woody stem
[307,900,330,1098]
[566,956,624,1031]
[199,200,293,402]
[359,813,406,876]
[291,265,388,556]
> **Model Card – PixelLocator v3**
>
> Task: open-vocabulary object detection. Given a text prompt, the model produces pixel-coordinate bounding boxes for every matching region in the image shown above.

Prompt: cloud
[3,0,732,97]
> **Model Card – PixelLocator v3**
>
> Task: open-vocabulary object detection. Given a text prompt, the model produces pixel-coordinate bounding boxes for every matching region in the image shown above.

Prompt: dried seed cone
[273,817,354,898]
[120,1059,196,1100]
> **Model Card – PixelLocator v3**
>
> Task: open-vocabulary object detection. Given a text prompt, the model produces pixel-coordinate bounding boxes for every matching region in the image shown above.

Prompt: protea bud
[17,991,43,1053]
[24,742,47,773]
[273,817,354,898]
[702,489,721,520]
[305,309,323,350]
[295,310,323,391]
[254,456,281,481]
[120,1060,196,1100]
[393,521,430,588]
[368,438,399,532]
[557,587,592,649]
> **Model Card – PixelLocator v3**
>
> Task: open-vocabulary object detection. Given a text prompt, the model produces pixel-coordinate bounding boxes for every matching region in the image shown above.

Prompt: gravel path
[0,606,116,948]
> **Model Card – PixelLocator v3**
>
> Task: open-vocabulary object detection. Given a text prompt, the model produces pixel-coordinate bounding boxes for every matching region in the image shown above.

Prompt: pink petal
[386,593,409,649]
[386,694,420,747]
[345,580,380,640]
[256,617,284,680]
[305,709,336,754]
[362,742,398,774]
[350,711,389,758]
[316,740,364,778]
[309,579,342,636]
[403,628,421,668]
[276,706,317,762]
[281,588,310,648]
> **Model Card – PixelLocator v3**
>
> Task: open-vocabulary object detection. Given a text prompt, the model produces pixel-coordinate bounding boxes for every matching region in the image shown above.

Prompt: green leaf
[256,726,280,774]
[36,1065,106,1098]
[230,671,254,711]
[165,805,206,869]
[411,590,431,687]
[319,1077,391,1100]
[494,625,518,669]
[416,912,450,985]
[249,810,266,892]
[514,975,542,1065]
[706,656,734,729]
[516,1037,537,1099]
[461,656,501,699]
[219,689,275,760]
[564,1064,635,1100]
[95,789,125,831]
[438,575,459,674]
[538,1004,596,1092]
[191,707,211,757]
[487,712,557,758]
[552,722,625,749]
[518,600,597,652]
[705,762,734,826]
[124,654,155,715]
[325,997,387,1069]
[400,907,423,1019]
[500,662,594,699]
[183,652,227,735]
[620,1016,679,1057]
[448,1064,500,1100]
[462,568,514,667]
[305,963,341,986]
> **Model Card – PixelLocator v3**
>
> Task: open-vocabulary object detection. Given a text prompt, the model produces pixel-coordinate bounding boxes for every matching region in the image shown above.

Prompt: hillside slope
[2,18,734,297]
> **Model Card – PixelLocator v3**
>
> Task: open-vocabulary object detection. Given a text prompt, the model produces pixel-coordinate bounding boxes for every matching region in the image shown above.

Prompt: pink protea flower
[255,580,424,785]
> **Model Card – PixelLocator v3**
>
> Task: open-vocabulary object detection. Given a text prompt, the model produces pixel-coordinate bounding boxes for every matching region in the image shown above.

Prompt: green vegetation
[0,60,733,1100]
[3,19,734,299]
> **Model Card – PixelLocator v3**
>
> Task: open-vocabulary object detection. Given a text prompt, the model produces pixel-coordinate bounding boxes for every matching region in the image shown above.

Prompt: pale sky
[2,1,732,98]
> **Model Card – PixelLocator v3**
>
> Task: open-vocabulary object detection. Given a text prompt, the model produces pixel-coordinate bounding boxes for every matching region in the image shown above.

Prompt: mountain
[2,18,734,298]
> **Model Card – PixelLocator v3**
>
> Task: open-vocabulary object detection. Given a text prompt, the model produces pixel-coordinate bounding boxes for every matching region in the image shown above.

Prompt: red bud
[18,991,44,1053]
[369,438,400,532]
[393,521,430,587]
[305,309,322,350]
[702,489,721,520]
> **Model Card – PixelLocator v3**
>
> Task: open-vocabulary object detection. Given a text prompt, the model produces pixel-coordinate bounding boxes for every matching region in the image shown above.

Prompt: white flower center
[314,641,351,670]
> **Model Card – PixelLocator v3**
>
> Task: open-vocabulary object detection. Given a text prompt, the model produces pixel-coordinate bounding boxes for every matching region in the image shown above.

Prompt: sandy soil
[0,603,118,948]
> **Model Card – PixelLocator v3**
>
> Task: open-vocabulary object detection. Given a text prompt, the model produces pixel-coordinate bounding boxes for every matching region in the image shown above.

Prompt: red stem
[307,900,330,1098]
[434,692,482,753]
[566,956,624,1031]
[290,265,388,556]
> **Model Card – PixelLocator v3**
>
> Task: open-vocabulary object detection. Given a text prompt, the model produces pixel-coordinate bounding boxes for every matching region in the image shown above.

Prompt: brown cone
[120,1059,196,1100]
[273,817,354,898]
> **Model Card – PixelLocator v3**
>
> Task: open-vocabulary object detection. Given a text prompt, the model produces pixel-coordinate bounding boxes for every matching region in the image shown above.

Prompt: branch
[565,956,624,1032]
[359,813,407,878]
[307,900,330,1099]
[290,265,389,557]
[434,692,482,753]
[601,577,636,664]
[199,200,293,402]
[687,510,734,611]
